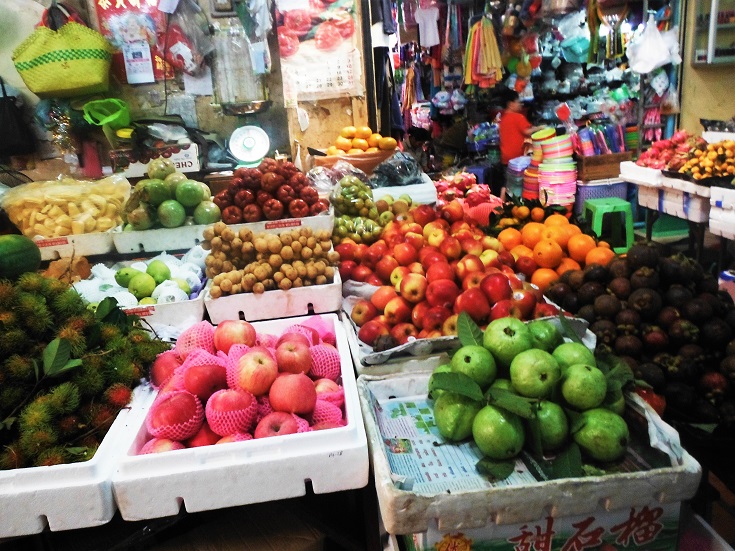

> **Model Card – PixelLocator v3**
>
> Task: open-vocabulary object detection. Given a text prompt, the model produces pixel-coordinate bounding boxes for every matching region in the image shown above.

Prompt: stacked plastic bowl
[538,134,577,213]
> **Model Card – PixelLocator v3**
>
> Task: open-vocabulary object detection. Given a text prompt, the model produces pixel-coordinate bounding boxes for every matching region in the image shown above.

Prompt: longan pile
[202,221,339,298]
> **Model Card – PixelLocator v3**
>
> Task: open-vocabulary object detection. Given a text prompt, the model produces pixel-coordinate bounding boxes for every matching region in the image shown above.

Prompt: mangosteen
[641,325,669,354]
[718,401,735,428]
[374,334,399,352]
[726,339,735,357]
[607,277,632,301]
[593,294,621,320]
[692,398,721,423]
[696,274,719,295]
[658,253,698,286]
[591,319,618,345]
[697,291,728,317]
[719,355,735,386]
[725,309,735,332]
[681,298,714,326]
[664,284,694,309]
[656,306,681,330]
[545,282,572,306]
[678,344,706,368]
[700,318,734,349]
[626,242,663,271]
[614,334,643,357]
[698,371,730,405]
[634,362,666,392]
[576,304,597,324]
[654,352,701,383]
[606,257,631,280]
[561,293,580,314]
[628,288,663,321]
[668,318,700,344]
[564,270,585,291]
[616,309,642,336]
[577,282,606,306]
[662,381,696,413]
[630,267,660,290]
[583,264,609,284]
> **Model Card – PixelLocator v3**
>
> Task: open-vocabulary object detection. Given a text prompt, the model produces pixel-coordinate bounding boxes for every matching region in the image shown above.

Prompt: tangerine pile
[497,215,614,293]
[326,125,398,156]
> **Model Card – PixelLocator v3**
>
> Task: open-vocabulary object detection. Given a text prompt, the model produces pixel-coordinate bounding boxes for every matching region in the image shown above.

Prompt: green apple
[450,344,497,390]
[509,349,561,399]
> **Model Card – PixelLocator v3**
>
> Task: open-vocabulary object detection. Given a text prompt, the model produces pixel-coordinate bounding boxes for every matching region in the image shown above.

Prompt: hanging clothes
[464,16,502,88]
[414,5,441,48]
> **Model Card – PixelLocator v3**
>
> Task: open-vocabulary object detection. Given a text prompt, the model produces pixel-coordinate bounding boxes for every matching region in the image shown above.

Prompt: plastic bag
[164,0,214,76]
[627,16,670,74]
[369,152,424,188]
[661,26,681,65]
[0,174,131,238]
[661,83,680,115]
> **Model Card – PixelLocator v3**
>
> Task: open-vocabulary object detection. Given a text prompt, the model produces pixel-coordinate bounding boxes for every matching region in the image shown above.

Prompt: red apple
[411,204,436,226]
[390,322,419,345]
[421,250,448,270]
[440,199,465,223]
[366,274,383,287]
[400,222,423,236]
[393,242,419,266]
[439,236,462,261]
[370,285,398,311]
[399,273,428,304]
[450,220,472,234]
[459,237,483,256]
[534,301,560,319]
[404,231,425,251]
[411,301,431,329]
[313,378,340,395]
[418,245,440,263]
[508,273,524,290]
[147,391,203,441]
[511,289,538,319]
[363,241,388,269]
[357,319,390,346]
[456,254,485,280]
[234,348,279,396]
[426,261,455,283]
[490,299,516,321]
[338,260,357,281]
[140,438,186,454]
[350,264,374,283]
[354,243,368,262]
[480,272,513,303]
[150,350,183,389]
[254,411,300,439]
[275,340,313,374]
[479,249,500,268]
[383,296,412,325]
[212,320,257,354]
[441,314,459,336]
[425,227,449,249]
[454,288,491,325]
[426,279,461,309]
[375,255,399,283]
[182,355,228,401]
[418,328,443,339]
[515,256,538,278]
[390,265,410,289]
[276,332,312,348]
[184,421,221,448]
[335,242,358,261]
[205,388,257,435]
[497,250,516,269]
[424,306,452,331]
[407,261,426,275]
[269,373,317,415]
[481,235,503,252]
[350,299,379,326]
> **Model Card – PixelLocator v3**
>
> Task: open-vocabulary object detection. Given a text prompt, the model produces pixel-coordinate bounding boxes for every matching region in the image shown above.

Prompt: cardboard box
[111,314,369,521]
[110,144,201,179]
[357,372,701,538]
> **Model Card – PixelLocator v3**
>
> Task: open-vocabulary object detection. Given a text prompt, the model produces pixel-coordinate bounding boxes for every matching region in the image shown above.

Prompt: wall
[680,0,735,132]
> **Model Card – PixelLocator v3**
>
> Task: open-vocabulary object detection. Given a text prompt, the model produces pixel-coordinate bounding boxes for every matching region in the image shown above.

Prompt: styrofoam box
[358,372,702,537]
[619,161,662,186]
[123,294,205,330]
[111,313,369,521]
[709,186,735,209]
[204,271,343,324]
[34,232,114,261]
[660,175,711,197]
[702,131,735,143]
[636,184,710,222]
[0,387,155,538]
[113,210,335,254]
[372,173,438,206]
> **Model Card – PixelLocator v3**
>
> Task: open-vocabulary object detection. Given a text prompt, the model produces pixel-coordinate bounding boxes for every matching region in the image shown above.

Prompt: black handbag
[0,78,35,157]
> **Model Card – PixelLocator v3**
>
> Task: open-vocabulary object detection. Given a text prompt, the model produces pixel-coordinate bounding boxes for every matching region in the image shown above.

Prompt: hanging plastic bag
[627,15,670,74]
[661,83,680,115]
[661,26,682,65]
[162,0,214,76]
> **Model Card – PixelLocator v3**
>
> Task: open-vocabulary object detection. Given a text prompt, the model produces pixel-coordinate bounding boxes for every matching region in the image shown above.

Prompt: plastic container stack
[538,133,577,214]
[506,155,531,197]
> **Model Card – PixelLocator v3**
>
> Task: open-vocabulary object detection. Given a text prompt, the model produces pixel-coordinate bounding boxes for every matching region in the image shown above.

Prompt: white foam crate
[710,186,735,209]
[372,173,438,205]
[358,372,702,536]
[123,293,205,330]
[33,232,115,261]
[619,161,662,186]
[708,216,735,240]
[112,211,335,254]
[660,175,712,197]
[111,313,369,521]
[204,271,343,323]
[636,185,710,222]
[0,387,155,538]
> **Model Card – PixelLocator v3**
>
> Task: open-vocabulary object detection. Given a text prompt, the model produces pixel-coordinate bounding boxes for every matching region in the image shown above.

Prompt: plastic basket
[575,179,628,217]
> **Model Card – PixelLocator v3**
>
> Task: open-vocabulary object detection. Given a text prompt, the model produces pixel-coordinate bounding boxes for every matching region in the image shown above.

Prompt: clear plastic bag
[627,16,671,74]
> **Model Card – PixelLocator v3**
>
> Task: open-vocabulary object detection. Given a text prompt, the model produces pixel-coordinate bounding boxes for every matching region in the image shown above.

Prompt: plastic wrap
[1,174,130,238]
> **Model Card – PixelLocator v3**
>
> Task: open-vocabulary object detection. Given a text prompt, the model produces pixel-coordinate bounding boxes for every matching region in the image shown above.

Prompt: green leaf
[32,359,40,382]
[457,311,483,347]
[43,338,71,377]
[95,297,118,321]
[548,443,583,479]
[50,359,83,377]
[476,457,516,481]
[486,388,537,419]
[66,447,89,456]
[602,353,635,390]
[526,405,544,458]
[603,386,624,409]
[428,372,484,402]
[0,417,16,431]
[557,313,583,344]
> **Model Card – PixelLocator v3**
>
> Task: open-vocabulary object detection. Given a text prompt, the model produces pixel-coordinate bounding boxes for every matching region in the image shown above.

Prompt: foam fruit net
[205,389,258,436]
[283,324,320,345]
[293,414,311,433]
[318,388,345,408]
[256,395,273,422]
[301,316,336,346]
[179,350,228,390]
[146,391,205,441]
[309,344,341,380]
[140,438,185,454]
[310,399,343,425]
[175,321,215,358]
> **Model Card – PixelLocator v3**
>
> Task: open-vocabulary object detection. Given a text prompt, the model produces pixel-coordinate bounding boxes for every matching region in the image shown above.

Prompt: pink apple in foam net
[314,378,340,395]
[150,350,182,388]
[235,348,278,396]
[276,332,312,348]
[149,391,201,430]
[139,438,186,454]
[269,373,317,415]
[182,358,227,401]
[184,421,221,448]
[254,411,301,438]
[275,340,313,374]
[213,320,257,354]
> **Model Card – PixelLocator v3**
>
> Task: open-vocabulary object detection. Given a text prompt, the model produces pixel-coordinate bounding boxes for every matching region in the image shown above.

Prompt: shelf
[696,21,735,31]
[692,55,735,65]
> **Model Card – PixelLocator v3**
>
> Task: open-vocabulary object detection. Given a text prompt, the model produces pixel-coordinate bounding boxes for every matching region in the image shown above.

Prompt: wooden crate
[577,151,634,181]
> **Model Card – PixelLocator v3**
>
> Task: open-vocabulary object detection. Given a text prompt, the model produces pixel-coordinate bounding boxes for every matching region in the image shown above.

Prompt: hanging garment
[414,6,441,48]
[464,17,502,88]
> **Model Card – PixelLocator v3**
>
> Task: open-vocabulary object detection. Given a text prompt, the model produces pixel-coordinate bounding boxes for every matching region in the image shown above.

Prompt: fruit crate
[357,371,702,539]
[709,186,735,239]
[619,161,663,186]
[660,174,711,197]
[0,388,155,538]
[111,313,369,521]
[33,232,115,261]
[371,173,438,206]
[112,210,335,254]
[203,271,343,324]
[576,152,633,181]
[636,185,710,223]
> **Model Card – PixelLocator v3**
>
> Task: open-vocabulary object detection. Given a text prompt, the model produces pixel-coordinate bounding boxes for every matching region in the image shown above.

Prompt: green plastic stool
[583,198,635,254]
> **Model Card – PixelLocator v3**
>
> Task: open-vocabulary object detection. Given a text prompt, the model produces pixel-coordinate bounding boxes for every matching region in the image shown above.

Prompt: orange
[326,145,341,156]
[564,224,582,237]
[340,126,357,139]
[556,257,581,276]
[531,207,546,222]
[334,136,352,151]
[521,222,546,249]
[567,234,597,264]
[354,126,373,139]
[351,138,369,151]
[498,227,523,251]
[510,244,534,260]
[347,148,364,155]
[367,133,382,148]
[378,136,398,150]
[541,225,569,251]
[531,268,560,293]
[533,239,564,269]
[585,246,615,267]
[544,213,570,226]
[365,147,380,153]
[516,205,530,220]
[597,240,611,249]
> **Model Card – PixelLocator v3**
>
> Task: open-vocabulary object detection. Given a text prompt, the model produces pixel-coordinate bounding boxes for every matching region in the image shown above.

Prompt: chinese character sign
[276,0,363,103]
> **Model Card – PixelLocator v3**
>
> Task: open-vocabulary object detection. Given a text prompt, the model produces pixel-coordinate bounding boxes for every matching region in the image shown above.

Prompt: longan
[267,238,282,254]
[221,228,236,242]
[209,286,222,299]
[210,236,222,250]
[292,277,303,288]
[239,227,253,241]
[298,236,308,246]
[306,263,318,280]
[313,244,323,257]
[220,279,233,293]
[213,221,227,235]
[316,229,330,241]
[315,275,327,285]
[301,247,313,260]
[319,241,331,253]
[281,245,294,261]
[203,227,215,241]
[253,282,265,294]
[231,284,242,294]
[222,261,234,272]
[279,278,292,290]
[269,254,283,269]
[201,240,211,251]
[291,241,302,255]
[274,272,284,284]
[327,251,340,264]
[213,273,225,286]
[231,237,243,251]
[253,265,268,281]
[241,241,254,256]
[325,266,335,279]
[306,236,317,249]
[314,260,326,274]
[280,233,293,246]
[254,237,269,253]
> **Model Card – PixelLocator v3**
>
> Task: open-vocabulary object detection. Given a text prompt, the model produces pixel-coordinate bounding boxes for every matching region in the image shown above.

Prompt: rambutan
[19,426,58,457]
[87,404,117,431]
[103,335,131,355]
[35,447,69,467]
[16,272,48,294]
[40,277,69,300]
[0,385,27,414]
[0,329,28,357]
[98,323,122,344]
[56,324,87,357]
[18,401,53,431]
[133,339,172,364]
[104,383,133,408]
[4,354,35,382]
[72,361,106,397]
[127,329,150,345]
[104,356,140,386]
[57,415,82,437]
[51,288,87,319]
[0,444,25,470]
[16,292,52,336]
[47,382,81,415]
[0,309,16,327]
[0,280,18,309]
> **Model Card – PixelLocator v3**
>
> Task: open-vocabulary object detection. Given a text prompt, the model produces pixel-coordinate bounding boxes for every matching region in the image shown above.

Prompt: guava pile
[429,314,634,471]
